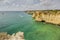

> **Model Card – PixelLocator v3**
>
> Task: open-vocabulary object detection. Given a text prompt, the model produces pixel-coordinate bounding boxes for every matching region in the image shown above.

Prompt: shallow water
[0,11,60,40]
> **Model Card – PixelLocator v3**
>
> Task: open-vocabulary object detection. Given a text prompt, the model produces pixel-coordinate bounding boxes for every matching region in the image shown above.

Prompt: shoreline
[26,10,60,25]
[0,31,24,40]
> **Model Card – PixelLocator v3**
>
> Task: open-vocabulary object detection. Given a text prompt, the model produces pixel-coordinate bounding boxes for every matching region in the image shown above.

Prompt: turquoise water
[0,11,60,40]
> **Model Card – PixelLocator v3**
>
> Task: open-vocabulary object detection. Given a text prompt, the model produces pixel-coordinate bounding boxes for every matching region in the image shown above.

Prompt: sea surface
[0,11,60,40]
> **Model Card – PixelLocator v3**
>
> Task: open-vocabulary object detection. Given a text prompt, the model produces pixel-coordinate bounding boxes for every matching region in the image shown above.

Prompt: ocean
[0,11,60,40]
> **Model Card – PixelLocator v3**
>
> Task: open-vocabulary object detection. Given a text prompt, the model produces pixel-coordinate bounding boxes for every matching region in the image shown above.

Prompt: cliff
[0,32,24,40]
[26,10,60,25]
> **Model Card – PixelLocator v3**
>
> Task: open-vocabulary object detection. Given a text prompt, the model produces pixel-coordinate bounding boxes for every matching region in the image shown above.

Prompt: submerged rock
[0,32,24,40]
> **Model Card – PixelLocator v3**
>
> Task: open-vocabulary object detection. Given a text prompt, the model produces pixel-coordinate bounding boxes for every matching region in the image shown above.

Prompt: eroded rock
[0,32,24,40]
[26,10,60,25]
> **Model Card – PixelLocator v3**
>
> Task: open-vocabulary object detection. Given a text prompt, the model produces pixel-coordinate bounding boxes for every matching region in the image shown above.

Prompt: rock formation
[0,32,24,40]
[26,10,60,25]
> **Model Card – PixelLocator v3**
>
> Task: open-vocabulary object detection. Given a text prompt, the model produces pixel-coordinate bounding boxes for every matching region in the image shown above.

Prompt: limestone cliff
[26,10,60,25]
[0,32,24,40]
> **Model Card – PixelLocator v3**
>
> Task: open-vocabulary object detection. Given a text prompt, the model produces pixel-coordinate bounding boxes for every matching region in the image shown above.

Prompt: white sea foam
[19,15,24,18]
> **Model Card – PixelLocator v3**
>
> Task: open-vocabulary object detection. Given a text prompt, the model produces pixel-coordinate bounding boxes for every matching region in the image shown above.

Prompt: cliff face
[0,32,24,40]
[27,10,60,25]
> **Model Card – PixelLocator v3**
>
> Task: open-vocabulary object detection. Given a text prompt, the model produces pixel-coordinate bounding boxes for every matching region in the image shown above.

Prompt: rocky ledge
[26,10,60,25]
[0,32,24,40]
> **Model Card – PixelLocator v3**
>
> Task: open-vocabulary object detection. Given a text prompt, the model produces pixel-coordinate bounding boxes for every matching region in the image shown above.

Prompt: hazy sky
[0,0,60,11]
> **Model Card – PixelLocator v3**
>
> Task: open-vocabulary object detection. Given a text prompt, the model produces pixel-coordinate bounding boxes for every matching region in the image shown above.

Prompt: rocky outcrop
[0,32,24,40]
[26,10,60,25]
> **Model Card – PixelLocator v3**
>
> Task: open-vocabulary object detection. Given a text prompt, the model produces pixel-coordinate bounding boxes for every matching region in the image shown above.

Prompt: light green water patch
[0,12,60,40]
[25,21,60,40]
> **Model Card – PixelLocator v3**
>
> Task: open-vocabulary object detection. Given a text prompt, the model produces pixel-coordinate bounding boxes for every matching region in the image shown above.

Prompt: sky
[0,0,60,11]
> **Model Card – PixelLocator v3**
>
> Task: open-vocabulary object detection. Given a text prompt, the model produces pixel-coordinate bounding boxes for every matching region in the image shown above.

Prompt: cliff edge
[0,32,24,40]
[26,10,60,25]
